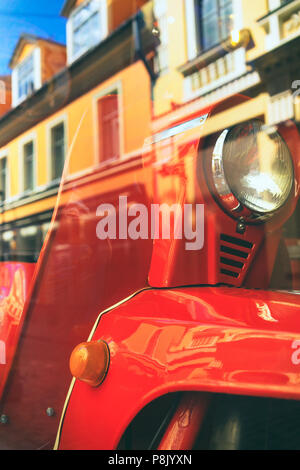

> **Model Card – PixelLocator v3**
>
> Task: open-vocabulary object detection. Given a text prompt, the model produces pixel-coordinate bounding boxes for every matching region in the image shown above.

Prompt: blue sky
[0,0,66,74]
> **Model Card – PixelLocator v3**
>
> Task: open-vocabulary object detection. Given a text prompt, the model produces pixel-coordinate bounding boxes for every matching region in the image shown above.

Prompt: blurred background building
[0,0,299,266]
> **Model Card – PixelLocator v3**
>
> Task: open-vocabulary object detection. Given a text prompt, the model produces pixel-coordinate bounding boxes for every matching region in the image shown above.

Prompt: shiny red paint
[158,392,210,450]
[148,99,300,289]
[0,164,153,450]
[285,239,300,290]
[0,95,298,450]
[58,287,300,450]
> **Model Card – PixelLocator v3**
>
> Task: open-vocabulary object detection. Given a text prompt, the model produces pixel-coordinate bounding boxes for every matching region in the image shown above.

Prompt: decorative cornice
[257,0,296,23]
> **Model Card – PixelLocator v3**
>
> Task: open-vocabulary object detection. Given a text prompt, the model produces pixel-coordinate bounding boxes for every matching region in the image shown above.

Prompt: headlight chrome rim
[210,120,294,223]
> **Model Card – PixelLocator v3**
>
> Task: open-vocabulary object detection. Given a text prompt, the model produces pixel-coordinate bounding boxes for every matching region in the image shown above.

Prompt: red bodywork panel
[0,262,35,398]
[0,174,153,450]
[0,96,299,449]
[58,287,300,450]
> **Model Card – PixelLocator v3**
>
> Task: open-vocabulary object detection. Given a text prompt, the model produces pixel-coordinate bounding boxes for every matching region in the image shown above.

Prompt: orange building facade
[0,0,300,271]
[0,0,155,262]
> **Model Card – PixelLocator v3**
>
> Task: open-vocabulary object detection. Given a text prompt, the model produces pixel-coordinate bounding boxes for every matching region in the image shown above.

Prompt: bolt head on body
[46,408,55,417]
[0,414,8,424]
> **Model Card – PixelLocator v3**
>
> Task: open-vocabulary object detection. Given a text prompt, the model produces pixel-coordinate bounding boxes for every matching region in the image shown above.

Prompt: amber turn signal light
[69,340,110,387]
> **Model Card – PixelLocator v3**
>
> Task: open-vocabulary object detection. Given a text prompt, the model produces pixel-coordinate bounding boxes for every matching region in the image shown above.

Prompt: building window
[17,54,35,102]
[67,0,107,63]
[50,122,66,181]
[12,48,41,107]
[196,0,233,52]
[23,141,35,192]
[0,157,7,202]
[97,92,120,162]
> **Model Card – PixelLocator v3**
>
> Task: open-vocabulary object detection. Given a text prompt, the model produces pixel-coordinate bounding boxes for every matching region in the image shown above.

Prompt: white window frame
[18,132,38,196]
[12,48,42,107]
[260,0,300,51]
[183,0,247,101]
[66,0,108,64]
[185,0,198,60]
[269,0,282,11]
[92,80,124,167]
[0,149,10,203]
[154,0,169,74]
[46,114,68,184]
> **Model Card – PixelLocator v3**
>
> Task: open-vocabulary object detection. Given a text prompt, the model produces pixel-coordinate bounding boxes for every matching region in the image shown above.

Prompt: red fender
[57,286,300,450]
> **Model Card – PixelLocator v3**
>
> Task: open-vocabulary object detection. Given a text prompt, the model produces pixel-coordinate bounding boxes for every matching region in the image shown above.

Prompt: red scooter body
[58,287,300,450]
[0,96,299,450]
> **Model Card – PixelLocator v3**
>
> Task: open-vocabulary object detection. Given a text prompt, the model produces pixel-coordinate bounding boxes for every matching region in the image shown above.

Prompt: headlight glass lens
[220,120,294,214]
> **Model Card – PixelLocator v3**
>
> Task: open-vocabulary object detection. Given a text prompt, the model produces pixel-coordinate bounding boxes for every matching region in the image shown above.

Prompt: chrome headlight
[211,120,294,221]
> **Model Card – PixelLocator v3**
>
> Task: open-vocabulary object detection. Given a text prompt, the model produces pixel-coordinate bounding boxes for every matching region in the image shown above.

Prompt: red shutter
[98,94,120,162]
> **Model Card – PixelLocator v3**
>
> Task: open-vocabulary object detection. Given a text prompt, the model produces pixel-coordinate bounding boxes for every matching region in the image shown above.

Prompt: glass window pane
[72,1,101,58]
[201,0,233,51]
[73,13,101,56]
[0,157,7,201]
[16,224,41,261]
[203,0,218,15]
[51,123,65,180]
[17,54,35,101]
[220,1,233,40]
[73,0,99,29]
[202,0,220,50]
[24,141,34,191]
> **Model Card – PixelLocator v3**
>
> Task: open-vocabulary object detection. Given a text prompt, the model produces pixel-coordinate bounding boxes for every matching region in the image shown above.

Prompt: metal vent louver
[220,234,253,279]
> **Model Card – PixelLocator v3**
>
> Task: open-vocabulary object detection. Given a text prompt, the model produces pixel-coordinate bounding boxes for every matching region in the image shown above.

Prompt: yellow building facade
[0,0,300,252]
[153,0,300,127]
[0,0,154,248]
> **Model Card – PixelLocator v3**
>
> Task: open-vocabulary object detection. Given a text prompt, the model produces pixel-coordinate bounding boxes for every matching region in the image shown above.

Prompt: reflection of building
[150,0,300,287]
[0,0,155,261]
[9,34,67,108]
[153,0,300,128]
[251,0,300,125]
[0,0,299,262]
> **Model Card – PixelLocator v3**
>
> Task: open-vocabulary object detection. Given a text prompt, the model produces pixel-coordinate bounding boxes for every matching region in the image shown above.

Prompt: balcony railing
[178,29,258,102]
[259,0,300,51]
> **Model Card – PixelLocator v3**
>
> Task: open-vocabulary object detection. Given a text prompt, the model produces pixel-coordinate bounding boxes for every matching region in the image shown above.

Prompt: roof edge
[60,0,77,18]
[9,34,66,69]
